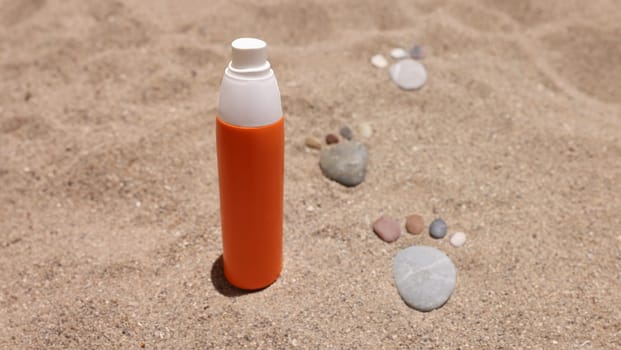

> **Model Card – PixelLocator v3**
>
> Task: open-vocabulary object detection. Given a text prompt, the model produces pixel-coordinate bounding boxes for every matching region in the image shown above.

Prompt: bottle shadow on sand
[210,255,265,297]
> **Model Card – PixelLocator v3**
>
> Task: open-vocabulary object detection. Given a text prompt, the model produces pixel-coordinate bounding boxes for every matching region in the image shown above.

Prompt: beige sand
[1,0,620,348]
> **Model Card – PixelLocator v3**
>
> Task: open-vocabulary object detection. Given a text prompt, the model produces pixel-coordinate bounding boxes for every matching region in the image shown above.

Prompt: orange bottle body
[216,115,284,290]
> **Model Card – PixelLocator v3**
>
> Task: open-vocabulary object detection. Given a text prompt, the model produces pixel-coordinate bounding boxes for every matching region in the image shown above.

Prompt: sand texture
[1,0,620,348]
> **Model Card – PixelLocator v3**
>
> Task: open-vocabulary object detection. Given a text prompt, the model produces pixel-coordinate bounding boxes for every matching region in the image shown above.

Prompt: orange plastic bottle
[216,38,284,290]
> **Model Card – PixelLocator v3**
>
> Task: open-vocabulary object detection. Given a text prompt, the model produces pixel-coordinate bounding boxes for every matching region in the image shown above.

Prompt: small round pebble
[450,232,466,247]
[390,47,409,60]
[393,245,456,311]
[405,214,424,235]
[429,218,447,239]
[319,140,368,187]
[410,45,425,60]
[305,136,322,150]
[325,134,339,145]
[359,122,372,138]
[389,58,427,90]
[339,125,353,140]
[372,215,401,243]
[371,54,388,68]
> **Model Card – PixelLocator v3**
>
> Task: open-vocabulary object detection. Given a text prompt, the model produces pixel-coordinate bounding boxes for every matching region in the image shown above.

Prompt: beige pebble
[359,122,372,138]
[305,136,322,150]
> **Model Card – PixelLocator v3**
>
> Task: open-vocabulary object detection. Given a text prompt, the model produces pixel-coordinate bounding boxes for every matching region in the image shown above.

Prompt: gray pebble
[319,141,368,187]
[339,125,353,140]
[410,45,425,60]
[393,245,457,311]
[429,218,447,239]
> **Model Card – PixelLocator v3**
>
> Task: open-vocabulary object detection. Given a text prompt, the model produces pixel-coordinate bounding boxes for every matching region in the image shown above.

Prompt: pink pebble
[372,215,401,243]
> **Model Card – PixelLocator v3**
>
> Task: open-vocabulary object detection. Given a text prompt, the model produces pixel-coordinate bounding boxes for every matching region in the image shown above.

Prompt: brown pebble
[140,342,145,348]
[372,215,401,243]
[405,214,424,235]
[305,136,322,150]
[325,134,339,145]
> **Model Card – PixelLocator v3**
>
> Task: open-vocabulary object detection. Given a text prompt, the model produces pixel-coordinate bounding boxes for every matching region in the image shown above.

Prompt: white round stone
[392,246,456,311]
[389,59,427,90]
[450,232,466,247]
[371,54,388,68]
[390,48,409,59]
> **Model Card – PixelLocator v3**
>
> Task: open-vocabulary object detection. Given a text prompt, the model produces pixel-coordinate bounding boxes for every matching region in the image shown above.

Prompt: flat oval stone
[389,59,427,90]
[393,246,457,311]
[429,218,447,239]
[372,215,401,243]
[319,141,368,187]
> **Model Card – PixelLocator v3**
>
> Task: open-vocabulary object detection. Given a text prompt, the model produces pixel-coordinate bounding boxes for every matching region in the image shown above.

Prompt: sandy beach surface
[1,0,620,348]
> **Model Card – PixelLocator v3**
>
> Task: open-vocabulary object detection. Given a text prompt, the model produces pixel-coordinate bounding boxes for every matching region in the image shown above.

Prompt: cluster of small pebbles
[372,214,424,242]
[371,213,467,312]
[371,44,427,90]
[303,45,462,311]
[305,124,372,187]
[305,123,372,149]
[373,214,465,246]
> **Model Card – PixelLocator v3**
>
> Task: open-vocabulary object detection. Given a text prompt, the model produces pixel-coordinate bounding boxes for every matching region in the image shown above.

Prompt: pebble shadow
[210,255,258,297]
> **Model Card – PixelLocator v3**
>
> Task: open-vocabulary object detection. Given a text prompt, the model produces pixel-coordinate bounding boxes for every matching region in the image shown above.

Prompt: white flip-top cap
[231,38,269,71]
[219,37,281,127]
